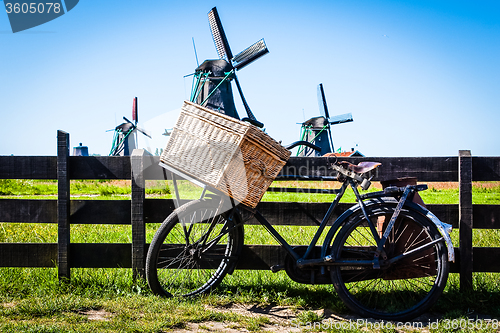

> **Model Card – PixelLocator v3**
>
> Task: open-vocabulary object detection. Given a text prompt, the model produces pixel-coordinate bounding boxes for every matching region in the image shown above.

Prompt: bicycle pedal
[270,265,284,273]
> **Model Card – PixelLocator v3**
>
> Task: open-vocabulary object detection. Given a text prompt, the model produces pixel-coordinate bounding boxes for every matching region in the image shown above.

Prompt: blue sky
[1,0,499,157]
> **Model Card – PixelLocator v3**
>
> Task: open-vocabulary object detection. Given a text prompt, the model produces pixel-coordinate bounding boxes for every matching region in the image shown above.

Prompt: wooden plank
[235,246,500,273]
[143,199,351,226]
[459,150,473,291]
[278,157,459,182]
[0,199,57,223]
[144,199,177,224]
[137,156,459,182]
[426,204,459,228]
[236,245,287,270]
[5,199,499,230]
[250,201,350,226]
[70,243,132,268]
[472,205,500,229]
[472,247,500,272]
[131,150,147,279]
[1,155,497,183]
[0,243,57,267]
[0,200,131,225]
[472,157,500,181]
[0,156,57,179]
[144,201,464,229]
[57,130,71,281]
[0,243,131,268]
[1,243,497,274]
[70,200,130,225]
[0,199,464,230]
[450,248,460,273]
[69,156,131,180]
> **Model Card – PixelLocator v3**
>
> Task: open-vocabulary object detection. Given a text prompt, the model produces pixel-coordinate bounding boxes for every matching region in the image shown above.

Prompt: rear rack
[359,184,428,200]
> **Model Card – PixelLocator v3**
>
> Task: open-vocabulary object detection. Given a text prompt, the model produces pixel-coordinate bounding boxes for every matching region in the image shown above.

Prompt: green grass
[1,179,499,331]
[0,179,171,198]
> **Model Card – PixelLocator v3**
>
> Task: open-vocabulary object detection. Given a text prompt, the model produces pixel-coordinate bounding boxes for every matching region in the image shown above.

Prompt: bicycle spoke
[146,199,243,298]
[331,203,449,321]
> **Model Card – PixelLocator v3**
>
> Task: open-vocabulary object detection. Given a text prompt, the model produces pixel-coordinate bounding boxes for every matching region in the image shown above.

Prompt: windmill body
[298,84,353,157]
[109,97,151,156]
[194,59,239,119]
[299,116,332,156]
[111,123,137,156]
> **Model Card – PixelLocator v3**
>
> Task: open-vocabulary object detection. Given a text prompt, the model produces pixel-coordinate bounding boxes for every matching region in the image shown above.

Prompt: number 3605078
[5,3,62,14]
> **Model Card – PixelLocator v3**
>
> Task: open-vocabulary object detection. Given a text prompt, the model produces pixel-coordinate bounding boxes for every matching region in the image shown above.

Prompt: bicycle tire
[330,203,449,321]
[145,199,244,297]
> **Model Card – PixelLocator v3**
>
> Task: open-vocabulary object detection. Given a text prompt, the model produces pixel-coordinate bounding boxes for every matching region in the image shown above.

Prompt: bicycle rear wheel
[146,199,243,297]
[330,203,449,321]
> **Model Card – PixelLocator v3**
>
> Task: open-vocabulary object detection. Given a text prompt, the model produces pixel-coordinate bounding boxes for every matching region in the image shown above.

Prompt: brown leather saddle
[339,161,382,174]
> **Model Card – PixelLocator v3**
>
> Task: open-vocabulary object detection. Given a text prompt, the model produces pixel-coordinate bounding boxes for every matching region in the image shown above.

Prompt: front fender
[321,198,455,262]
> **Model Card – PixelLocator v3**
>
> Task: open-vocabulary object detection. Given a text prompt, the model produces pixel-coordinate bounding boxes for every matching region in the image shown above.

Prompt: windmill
[297,83,353,156]
[109,97,152,156]
[189,7,268,128]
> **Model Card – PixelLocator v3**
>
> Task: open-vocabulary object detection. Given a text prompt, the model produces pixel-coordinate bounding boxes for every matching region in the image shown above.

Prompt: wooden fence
[1,130,500,290]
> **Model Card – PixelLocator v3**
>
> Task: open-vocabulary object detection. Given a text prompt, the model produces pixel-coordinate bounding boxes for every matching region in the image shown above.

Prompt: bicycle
[145,146,454,322]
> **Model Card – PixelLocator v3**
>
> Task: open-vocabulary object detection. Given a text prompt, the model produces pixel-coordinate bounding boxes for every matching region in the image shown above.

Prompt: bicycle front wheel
[146,199,244,297]
[330,203,449,321]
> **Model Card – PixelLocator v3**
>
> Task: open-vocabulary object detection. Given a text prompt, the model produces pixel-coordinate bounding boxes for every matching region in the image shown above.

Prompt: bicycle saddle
[339,161,381,174]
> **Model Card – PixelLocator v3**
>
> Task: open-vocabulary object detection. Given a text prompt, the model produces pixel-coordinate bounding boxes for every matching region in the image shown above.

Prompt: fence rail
[1,131,500,290]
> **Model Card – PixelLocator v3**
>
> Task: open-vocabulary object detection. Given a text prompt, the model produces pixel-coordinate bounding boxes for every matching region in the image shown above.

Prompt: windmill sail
[232,39,269,70]
[132,97,138,123]
[208,7,233,60]
[317,83,330,119]
[202,6,265,127]
[329,113,353,125]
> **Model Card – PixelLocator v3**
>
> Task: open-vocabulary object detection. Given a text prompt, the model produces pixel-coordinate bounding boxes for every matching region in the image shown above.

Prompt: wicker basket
[160,101,291,208]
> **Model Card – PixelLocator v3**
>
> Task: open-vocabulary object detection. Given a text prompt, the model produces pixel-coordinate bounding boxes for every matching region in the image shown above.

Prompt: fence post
[459,150,473,291]
[131,149,146,279]
[57,130,71,281]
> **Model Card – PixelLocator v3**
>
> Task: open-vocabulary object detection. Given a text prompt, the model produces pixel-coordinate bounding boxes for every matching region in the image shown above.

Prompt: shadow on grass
[209,271,500,320]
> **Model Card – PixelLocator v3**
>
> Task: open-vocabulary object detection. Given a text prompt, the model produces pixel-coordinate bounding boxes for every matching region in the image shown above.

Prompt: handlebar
[241,117,264,128]
[284,141,321,151]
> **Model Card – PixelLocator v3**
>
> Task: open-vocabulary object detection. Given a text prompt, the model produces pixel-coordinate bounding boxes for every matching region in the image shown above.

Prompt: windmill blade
[329,113,353,125]
[122,116,152,138]
[232,39,269,70]
[208,7,233,60]
[233,75,263,128]
[136,126,152,139]
[132,97,138,124]
[317,83,330,119]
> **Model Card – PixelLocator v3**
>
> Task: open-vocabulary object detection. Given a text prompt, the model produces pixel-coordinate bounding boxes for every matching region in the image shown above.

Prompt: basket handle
[245,158,274,180]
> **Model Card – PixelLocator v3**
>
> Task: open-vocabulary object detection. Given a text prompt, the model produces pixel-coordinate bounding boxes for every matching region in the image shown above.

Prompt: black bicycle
[145,154,454,321]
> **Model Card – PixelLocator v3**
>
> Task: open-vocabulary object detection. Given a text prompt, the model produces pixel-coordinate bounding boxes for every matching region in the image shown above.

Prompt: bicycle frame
[240,178,453,270]
[241,176,391,269]
[248,179,348,265]
[162,160,454,271]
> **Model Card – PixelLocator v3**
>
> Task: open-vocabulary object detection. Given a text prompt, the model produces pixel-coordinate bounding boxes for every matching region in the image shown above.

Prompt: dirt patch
[171,305,499,332]
[1,302,16,308]
[79,309,113,321]
[206,303,298,325]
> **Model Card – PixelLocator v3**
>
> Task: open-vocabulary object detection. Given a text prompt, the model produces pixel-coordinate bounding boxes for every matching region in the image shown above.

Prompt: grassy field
[1,179,500,332]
